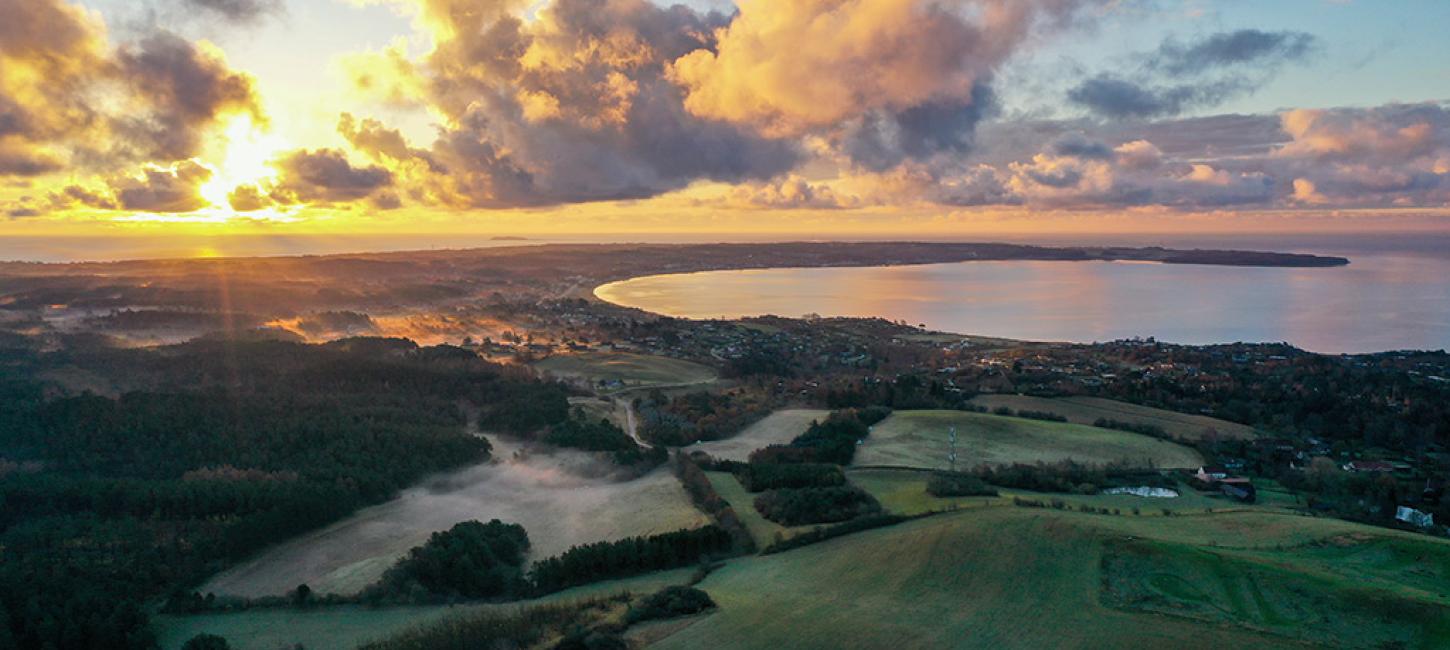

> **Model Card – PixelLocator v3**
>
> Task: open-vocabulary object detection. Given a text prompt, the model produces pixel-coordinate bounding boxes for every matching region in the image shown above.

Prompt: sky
[2,0,1449,240]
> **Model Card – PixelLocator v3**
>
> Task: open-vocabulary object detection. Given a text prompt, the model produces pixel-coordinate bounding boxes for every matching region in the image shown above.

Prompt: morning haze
[1,1,1448,649]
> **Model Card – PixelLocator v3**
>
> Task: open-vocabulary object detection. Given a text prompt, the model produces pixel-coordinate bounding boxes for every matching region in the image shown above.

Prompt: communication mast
[947,426,958,473]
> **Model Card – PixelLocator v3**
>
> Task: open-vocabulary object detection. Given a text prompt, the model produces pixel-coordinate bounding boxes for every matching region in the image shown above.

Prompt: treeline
[737,463,844,492]
[821,374,972,410]
[749,407,890,466]
[753,486,881,526]
[1094,418,1169,439]
[991,406,1067,422]
[0,337,574,649]
[962,461,1173,495]
[674,454,756,553]
[925,471,998,497]
[636,388,777,447]
[529,526,733,593]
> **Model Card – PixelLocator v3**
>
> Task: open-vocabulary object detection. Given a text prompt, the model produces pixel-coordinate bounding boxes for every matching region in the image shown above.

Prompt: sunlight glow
[198,114,288,210]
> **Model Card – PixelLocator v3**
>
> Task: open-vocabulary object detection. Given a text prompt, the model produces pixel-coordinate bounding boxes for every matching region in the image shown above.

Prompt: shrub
[183,634,231,650]
[625,586,715,624]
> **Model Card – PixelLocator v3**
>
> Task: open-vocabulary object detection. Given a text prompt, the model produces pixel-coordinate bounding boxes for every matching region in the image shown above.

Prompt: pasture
[651,506,1450,649]
[853,410,1204,471]
[685,409,829,462]
[535,351,717,390]
[970,394,1255,440]
[200,435,707,599]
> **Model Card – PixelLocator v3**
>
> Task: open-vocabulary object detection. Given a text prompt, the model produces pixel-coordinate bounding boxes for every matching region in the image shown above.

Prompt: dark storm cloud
[1049,133,1113,159]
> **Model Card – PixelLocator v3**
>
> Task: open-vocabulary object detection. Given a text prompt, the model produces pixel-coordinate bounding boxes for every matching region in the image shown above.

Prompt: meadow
[969,395,1256,440]
[853,410,1205,471]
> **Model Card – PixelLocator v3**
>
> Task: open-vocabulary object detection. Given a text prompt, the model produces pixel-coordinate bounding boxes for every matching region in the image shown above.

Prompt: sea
[2,231,1446,354]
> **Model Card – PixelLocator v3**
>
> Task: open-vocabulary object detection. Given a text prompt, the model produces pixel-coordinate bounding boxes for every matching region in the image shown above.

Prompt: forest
[0,337,572,650]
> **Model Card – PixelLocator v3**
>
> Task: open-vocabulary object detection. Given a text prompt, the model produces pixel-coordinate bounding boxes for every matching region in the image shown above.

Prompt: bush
[753,486,881,526]
[1015,410,1067,423]
[759,514,909,554]
[925,472,998,497]
[625,586,715,624]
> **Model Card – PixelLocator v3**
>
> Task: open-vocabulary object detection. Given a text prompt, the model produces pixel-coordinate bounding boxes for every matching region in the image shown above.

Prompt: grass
[685,409,829,462]
[969,395,1255,441]
[705,471,812,548]
[535,351,716,389]
[649,506,1450,649]
[155,569,696,650]
[854,410,1204,471]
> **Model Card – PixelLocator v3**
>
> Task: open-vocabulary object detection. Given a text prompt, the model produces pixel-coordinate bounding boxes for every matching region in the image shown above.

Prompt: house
[1342,460,1395,473]
[1195,466,1229,482]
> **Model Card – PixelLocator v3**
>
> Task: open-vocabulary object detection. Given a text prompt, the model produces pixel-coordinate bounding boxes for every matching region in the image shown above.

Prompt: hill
[653,506,1450,649]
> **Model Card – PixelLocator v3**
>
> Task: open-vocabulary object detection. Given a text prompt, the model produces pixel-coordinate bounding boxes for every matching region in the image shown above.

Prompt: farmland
[970,395,1256,440]
[853,410,1204,471]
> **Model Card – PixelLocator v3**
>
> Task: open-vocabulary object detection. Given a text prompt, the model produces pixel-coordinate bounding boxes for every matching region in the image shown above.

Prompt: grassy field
[650,506,1450,649]
[157,568,697,650]
[685,409,829,462]
[854,410,1204,471]
[970,395,1255,441]
[535,351,717,390]
[705,471,813,547]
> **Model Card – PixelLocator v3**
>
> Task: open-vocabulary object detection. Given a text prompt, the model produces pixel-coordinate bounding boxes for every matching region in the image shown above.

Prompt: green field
[686,409,829,462]
[650,507,1450,649]
[156,569,697,650]
[854,410,1204,470]
[535,351,717,390]
[970,395,1255,440]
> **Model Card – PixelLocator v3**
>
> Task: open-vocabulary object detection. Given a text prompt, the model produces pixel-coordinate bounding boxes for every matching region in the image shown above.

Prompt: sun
[198,113,288,210]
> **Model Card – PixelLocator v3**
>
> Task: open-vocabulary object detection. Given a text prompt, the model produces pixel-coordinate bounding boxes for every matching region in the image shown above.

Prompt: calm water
[597,235,1450,354]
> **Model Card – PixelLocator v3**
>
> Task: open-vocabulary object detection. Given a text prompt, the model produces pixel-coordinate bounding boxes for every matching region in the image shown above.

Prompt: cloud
[182,0,282,23]
[269,148,394,204]
[337,0,801,208]
[1069,29,1317,119]
[1149,29,1315,76]
[0,0,262,188]
[112,32,263,162]
[723,175,859,210]
[111,161,214,212]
